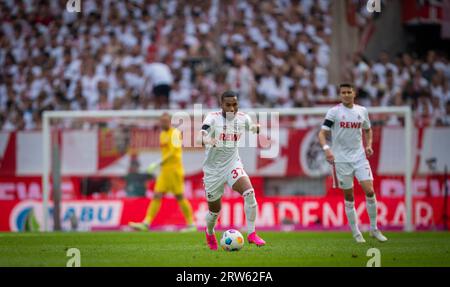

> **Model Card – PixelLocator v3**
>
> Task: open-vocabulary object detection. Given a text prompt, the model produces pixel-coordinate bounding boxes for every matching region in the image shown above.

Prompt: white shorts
[203,159,248,202]
[332,158,373,190]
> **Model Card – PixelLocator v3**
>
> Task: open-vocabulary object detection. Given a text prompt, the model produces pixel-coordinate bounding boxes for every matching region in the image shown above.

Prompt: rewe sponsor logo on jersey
[9,200,123,231]
[340,122,362,129]
[219,133,241,141]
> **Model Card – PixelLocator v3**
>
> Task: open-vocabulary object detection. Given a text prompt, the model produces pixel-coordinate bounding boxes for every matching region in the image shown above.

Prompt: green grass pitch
[1,231,449,267]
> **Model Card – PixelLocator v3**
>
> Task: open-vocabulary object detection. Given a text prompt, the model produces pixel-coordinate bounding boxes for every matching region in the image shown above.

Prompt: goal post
[42,106,413,232]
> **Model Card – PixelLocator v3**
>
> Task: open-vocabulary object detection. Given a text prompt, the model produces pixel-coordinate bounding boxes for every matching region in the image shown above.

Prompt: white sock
[205,211,219,235]
[366,195,378,231]
[243,189,257,234]
[344,200,361,235]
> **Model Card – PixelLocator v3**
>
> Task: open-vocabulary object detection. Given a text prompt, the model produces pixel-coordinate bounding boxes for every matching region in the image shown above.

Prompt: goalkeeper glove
[146,162,159,174]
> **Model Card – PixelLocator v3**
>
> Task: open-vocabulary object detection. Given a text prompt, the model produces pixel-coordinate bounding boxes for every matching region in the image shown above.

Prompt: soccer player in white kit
[197,90,266,250]
[318,83,388,243]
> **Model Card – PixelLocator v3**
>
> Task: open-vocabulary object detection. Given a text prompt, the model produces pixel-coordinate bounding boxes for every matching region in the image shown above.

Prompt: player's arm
[160,147,175,165]
[363,108,374,157]
[196,125,217,147]
[318,128,330,148]
[147,154,174,174]
[147,152,173,174]
[319,110,335,164]
[363,128,373,157]
[196,113,217,147]
[318,128,334,164]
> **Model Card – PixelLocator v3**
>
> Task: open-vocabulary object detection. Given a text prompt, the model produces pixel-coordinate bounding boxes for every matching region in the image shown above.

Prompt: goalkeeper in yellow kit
[128,113,196,232]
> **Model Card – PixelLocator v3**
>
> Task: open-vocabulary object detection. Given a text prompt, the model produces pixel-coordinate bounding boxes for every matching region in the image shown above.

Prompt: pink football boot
[247,232,266,246]
[205,230,218,250]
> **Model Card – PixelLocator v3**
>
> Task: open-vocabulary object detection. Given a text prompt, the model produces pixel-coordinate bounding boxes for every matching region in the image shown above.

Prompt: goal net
[41,106,415,232]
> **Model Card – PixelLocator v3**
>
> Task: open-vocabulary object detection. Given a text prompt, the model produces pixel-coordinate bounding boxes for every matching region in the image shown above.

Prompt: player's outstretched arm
[146,161,160,174]
[146,149,176,174]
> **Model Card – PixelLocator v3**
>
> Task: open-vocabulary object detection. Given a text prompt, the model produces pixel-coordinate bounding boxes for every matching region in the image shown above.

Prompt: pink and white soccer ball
[220,229,244,251]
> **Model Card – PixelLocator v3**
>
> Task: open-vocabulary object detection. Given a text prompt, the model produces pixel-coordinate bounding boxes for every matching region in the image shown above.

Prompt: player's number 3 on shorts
[231,168,244,179]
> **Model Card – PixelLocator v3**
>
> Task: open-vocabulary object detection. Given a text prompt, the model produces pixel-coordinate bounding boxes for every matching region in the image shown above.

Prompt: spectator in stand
[0,0,449,130]
[170,75,191,109]
[144,57,174,109]
[225,53,256,108]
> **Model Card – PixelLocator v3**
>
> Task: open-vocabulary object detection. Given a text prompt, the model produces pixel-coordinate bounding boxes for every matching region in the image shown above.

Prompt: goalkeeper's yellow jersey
[159,127,184,173]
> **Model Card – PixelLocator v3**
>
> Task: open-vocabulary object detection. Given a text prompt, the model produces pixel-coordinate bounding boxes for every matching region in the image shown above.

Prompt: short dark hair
[339,83,354,91]
[221,90,239,102]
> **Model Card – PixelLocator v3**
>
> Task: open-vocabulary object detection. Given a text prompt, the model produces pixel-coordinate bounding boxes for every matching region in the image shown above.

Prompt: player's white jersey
[321,103,371,163]
[202,111,253,175]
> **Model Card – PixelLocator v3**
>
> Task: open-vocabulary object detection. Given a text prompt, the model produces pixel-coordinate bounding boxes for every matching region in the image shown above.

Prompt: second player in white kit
[322,101,373,189]
[319,83,388,243]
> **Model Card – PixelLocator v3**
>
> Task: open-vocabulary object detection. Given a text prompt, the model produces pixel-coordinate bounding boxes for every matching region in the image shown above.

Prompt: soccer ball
[220,229,244,251]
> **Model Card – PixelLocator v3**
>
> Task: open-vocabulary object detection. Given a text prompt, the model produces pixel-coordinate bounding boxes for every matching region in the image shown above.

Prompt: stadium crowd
[0,0,450,131]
